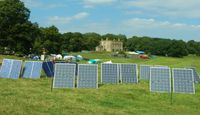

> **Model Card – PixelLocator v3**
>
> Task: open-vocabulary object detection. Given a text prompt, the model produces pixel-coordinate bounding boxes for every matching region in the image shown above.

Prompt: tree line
[0,0,200,58]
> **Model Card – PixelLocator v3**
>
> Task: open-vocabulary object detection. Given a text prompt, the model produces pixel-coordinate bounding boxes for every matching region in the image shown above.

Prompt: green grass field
[1,53,200,115]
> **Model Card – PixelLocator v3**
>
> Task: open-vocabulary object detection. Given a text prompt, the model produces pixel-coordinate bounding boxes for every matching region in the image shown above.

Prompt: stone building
[96,38,123,52]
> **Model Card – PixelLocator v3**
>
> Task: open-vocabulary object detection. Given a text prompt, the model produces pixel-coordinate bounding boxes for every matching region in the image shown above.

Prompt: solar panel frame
[140,65,151,80]
[150,67,171,93]
[172,68,195,94]
[120,63,138,83]
[53,63,76,88]
[77,64,98,88]
[101,63,119,84]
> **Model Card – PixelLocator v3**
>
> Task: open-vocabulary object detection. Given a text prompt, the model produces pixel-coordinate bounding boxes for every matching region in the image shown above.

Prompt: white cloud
[83,0,117,8]
[124,0,200,18]
[73,12,89,20]
[48,12,89,25]
[122,18,200,40]
[21,0,67,9]
[84,0,116,4]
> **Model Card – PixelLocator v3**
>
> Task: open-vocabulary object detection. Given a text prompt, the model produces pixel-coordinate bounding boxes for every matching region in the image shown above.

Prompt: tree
[187,40,198,55]
[0,0,40,54]
[83,32,101,50]
[167,40,188,57]
[35,26,62,54]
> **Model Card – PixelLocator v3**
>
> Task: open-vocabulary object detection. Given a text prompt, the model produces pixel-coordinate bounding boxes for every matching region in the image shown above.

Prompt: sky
[21,0,200,41]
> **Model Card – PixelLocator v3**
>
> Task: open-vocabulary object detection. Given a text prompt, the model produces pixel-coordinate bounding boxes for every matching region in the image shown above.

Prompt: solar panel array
[0,59,22,79]
[22,61,43,79]
[101,64,119,84]
[173,68,195,94]
[120,64,138,83]
[42,61,54,77]
[150,67,171,93]
[140,65,151,80]
[53,63,76,88]
[77,64,98,88]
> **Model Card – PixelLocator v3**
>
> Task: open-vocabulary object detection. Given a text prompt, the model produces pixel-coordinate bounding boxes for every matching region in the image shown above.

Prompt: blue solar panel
[22,61,42,79]
[120,64,138,83]
[23,62,33,78]
[31,62,42,79]
[53,63,76,88]
[9,60,22,79]
[0,59,22,79]
[77,64,98,88]
[150,67,171,93]
[101,63,119,84]
[140,65,151,80]
[0,59,12,78]
[173,68,195,94]
[42,61,54,77]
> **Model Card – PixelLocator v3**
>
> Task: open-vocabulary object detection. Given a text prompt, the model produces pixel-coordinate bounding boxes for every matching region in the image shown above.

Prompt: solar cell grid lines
[0,59,22,79]
[150,67,171,93]
[53,63,76,88]
[140,65,151,80]
[173,68,195,94]
[77,64,98,88]
[22,61,43,79]
[120,64,138,83]
[101,63,119,84]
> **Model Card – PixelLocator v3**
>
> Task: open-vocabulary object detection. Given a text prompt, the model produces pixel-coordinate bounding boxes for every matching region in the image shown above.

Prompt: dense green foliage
[0,0,200,57]
[126,37,192,57]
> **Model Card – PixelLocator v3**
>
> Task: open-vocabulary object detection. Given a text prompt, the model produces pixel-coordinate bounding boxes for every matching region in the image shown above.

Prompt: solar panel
[120,64,138,83]
[0,59,22,79]
[101,63,119,84]
[9,60,23,79]
[53,63,76,88]
[140,65,151,80]
[31,62,43,78]
[0,59,12,78]
[172,68,195,94]
[77,64,98,88]
[22,61,42,79]
[150,67,171,93]
[42,61,54,77]
[188,67,200,83]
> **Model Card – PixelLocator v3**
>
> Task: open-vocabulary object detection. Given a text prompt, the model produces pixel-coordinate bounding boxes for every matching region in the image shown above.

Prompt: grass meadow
[0,52,200,115]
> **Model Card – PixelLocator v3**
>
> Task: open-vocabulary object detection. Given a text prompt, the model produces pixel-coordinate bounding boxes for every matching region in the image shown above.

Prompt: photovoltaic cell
[173,68,195,94]
[101,63,119,84]
[140,65,151,80]
[0,59,22,79]
[120,64,138,83]
[77,64,98,88]
[53,63,76,88]
[150,67,171,93]
[42,61,54,77]
[22,61,42,79]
